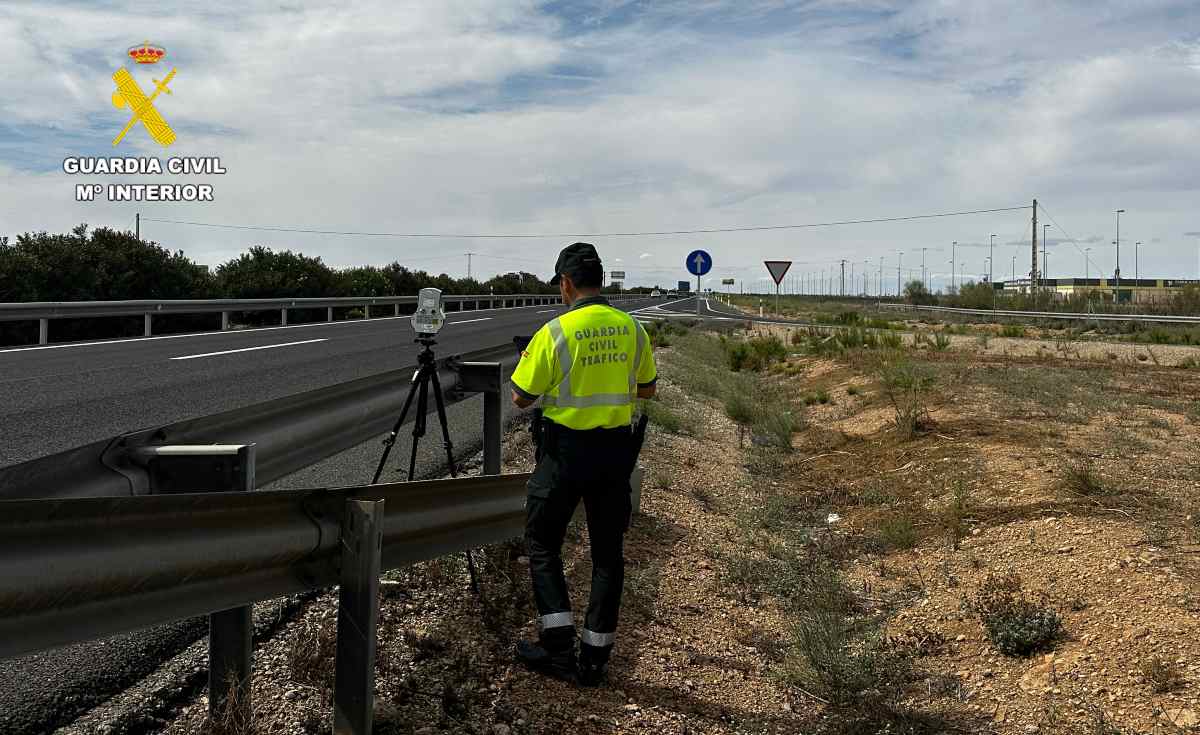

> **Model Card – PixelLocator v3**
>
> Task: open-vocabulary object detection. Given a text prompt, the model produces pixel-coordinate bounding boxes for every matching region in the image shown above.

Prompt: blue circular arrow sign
[685,249,712,276]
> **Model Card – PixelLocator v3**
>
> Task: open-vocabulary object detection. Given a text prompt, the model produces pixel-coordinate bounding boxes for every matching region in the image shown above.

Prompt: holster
[531,408,546,462]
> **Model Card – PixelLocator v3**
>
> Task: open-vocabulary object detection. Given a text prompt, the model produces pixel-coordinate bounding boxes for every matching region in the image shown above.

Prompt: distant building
[1000,277,1200,304]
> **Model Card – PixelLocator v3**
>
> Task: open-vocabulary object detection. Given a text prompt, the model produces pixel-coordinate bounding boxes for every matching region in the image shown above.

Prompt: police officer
[510,242,657,686]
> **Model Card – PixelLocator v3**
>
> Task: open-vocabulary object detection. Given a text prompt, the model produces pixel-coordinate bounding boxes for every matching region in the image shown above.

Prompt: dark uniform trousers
[525,423,633,658]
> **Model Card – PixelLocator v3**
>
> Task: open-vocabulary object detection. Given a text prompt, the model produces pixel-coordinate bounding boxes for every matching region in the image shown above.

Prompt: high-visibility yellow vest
[511,296,657,430]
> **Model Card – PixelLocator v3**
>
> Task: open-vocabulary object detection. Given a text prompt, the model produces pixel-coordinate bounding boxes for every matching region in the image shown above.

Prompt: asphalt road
[0,297,664,735]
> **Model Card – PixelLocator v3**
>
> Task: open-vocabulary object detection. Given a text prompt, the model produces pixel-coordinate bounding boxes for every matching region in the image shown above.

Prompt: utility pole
[920,247,929,291]
[1135,241,1142,282]
[896,251,903,296]
[1085,248,1091,280]
[1115,209,1125,301]
[1031,199,1039,296]
[878,257,883,297]
[465,252,475,280]
[849,261,855,296]
[135,212,140,241]
[840,260,847,296]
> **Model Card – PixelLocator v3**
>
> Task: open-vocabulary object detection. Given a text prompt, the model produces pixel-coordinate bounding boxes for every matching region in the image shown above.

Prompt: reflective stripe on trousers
[580,628,615,647]
[539,612,574,631]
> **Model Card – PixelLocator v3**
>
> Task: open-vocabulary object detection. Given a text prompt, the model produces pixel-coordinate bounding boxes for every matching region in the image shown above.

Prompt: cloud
[1,0,1199,290]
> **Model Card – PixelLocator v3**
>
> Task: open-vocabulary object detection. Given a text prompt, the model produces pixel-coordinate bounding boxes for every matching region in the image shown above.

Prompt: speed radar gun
[372,288,480,591]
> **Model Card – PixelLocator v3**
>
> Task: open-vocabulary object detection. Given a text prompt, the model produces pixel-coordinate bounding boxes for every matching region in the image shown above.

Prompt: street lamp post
[1135,241,1142,282]
[989,234,997,310]
[1043,224,1050,292]
[951,241,957,292]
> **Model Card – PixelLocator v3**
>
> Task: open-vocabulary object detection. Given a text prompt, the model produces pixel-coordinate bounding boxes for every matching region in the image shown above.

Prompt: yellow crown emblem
[127,41,166,64]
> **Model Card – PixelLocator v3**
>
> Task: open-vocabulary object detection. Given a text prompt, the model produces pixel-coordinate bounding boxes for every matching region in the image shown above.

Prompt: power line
[1036,201,1100,275]
[140,206,1028,240]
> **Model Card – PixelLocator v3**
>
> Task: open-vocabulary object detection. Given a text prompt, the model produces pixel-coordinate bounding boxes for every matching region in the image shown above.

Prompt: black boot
[577,642,611,687]
[516,638,577,684]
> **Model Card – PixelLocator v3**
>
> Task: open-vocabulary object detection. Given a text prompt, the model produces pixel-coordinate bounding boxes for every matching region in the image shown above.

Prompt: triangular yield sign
[764,260,792,285]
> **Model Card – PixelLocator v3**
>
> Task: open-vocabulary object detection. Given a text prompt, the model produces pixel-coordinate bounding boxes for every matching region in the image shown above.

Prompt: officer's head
[550,242,603,305]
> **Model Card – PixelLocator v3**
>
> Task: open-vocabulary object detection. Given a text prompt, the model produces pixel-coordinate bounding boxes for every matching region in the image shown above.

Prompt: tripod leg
[428,369,457,477]
[407,366,431,482]
[371,371,423,485]
[427,369,480,597]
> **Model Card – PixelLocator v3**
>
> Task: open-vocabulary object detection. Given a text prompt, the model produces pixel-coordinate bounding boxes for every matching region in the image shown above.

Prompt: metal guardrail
[0,293,649,344]
[0,342,519,500]
[879,303,1200,325]
[0,472,530,661]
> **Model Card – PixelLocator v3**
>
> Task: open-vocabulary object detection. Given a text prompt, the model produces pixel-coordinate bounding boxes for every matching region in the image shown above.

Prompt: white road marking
[170,339,328,361]
[536,309,557,314]
[0,302,554,355]
[446,317,491,325]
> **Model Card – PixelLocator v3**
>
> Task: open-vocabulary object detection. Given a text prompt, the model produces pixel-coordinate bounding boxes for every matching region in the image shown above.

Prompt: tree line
[0,224,638,344]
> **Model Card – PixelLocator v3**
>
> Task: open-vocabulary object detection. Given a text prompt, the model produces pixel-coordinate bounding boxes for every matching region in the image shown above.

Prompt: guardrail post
[364,304,371,319]
[456,362,502,475]
[333,499,383,735]
[209,606,253,725]
[221,311,230,331]
[143,313,152,337]
[200,444,256,727]
[281,308,288,326]
[327,306,334,322]
[394,303,400,317]
[38,318,49,345]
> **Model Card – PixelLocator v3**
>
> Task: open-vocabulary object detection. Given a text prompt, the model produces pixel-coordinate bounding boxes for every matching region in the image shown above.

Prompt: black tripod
[372,336,480,593]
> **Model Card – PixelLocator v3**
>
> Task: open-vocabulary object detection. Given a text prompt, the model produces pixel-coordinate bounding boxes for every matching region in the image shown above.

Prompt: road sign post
[764,260,793,315]
[686,250,713,316]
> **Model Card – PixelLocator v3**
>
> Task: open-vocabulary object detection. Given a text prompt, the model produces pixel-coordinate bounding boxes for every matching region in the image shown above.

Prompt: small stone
[492,724,511,735]
[956,634,967,642]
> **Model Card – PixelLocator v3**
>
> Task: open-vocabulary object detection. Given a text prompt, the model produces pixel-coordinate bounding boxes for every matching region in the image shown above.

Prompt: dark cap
[549,242,603,286]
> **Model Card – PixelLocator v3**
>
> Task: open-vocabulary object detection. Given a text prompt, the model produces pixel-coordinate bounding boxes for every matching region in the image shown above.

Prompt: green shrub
[724,388,759,426]
[973,572,1063,656]
[1061,462,1112,497]
[875,356,936,438]
[643,398,685,434]
[802,389,831,406]
[728,335,788,371]
[876,511,919,551]
[1000,324,1026,338]
[878,331,904,350]
[932,332,952,351]
[783,568,910,706]
[752,407,802,449]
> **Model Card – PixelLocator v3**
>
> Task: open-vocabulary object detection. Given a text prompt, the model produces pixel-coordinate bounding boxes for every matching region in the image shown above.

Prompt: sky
[1,0,1198,293]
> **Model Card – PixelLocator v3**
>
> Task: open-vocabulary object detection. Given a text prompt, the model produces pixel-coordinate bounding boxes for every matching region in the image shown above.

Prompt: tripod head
[414,336,438,366]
